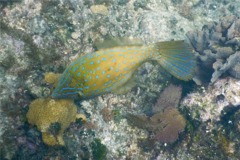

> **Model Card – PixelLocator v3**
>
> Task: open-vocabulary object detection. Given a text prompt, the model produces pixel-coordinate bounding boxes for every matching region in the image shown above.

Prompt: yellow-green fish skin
[52,41,196,99]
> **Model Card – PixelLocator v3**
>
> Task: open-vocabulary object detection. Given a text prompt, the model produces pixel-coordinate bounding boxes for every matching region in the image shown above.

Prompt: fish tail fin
[154,40,196,81]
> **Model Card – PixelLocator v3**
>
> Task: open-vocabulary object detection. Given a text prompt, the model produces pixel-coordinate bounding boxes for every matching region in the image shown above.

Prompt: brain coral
[187,15,240,84]
[26,98,78,146]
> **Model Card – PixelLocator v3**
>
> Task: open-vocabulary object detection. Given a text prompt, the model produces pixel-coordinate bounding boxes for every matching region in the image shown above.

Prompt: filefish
[52,40,196,99]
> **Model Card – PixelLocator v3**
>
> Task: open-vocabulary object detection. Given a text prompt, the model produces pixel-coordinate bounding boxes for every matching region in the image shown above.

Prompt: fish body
[52,41,196,99]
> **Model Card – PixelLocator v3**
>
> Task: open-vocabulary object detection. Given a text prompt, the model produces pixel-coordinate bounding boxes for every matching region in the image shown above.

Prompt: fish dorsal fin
[94,37,144,50]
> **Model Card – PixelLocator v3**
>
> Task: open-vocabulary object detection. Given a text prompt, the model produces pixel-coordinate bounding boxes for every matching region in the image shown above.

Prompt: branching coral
[187,15,240,84]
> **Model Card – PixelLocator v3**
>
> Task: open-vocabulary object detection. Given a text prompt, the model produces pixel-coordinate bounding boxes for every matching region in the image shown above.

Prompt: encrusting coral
[44,72,61,87]
[126,84,186,143]
[26,72,86,146]
[27,98,79,146]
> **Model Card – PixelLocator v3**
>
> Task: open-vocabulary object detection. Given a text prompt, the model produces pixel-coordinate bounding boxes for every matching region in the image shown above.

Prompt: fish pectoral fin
[78,91,84,97]
[112,77,136,94]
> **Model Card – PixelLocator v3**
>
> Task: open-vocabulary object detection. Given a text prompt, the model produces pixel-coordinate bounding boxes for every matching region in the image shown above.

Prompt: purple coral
[126,84,186,144]
[150,108,186,143]
[187,16,240,83]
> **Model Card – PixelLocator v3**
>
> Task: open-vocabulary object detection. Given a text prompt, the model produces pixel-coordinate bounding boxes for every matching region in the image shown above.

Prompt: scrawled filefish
[52,40,196,99]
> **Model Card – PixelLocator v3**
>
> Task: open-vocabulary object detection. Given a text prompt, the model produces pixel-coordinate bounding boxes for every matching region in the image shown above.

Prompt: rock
[90,5,108,15]
[182,77,240,122]
[71,32,81,40]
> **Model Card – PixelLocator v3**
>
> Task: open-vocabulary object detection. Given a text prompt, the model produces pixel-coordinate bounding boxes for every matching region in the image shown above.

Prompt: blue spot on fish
[105,88,110,92]
[62,87,75,91]
[73,67,78,72]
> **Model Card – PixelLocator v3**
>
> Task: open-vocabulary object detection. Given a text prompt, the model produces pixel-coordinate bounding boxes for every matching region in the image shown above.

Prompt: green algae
[91,138,107,160]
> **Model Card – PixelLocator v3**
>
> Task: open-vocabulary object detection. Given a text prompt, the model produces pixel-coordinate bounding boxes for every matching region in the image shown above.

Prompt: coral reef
[26,98,78,146]
[182,77,240,122]
[187,16,240,84]
[1,0,240,159]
